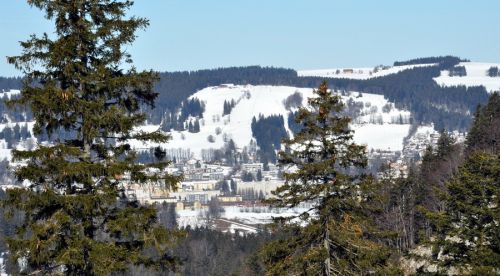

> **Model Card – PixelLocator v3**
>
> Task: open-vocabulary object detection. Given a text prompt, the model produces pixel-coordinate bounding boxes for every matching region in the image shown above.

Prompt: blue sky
[1,0,499,76]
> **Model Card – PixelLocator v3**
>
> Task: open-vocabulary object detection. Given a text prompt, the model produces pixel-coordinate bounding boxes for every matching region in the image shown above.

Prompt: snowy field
[0,89,20,100]
[177,205,309,229]
[433,62,500,93]
[297,63,436,79]
[352,124,410,152]
[136,85,414,158]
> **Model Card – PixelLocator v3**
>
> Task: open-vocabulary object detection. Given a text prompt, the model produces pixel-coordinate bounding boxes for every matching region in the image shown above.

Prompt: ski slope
[433,62,500,93]
[147,85,414,158]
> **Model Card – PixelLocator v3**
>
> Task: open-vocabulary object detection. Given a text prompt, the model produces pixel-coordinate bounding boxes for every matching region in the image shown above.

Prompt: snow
[0,89,21,100]
[352,124,410,152]
[146,85,314,157]
[176,205,309,229]
[222,206,306,225]
[433,62,500,93]
[130,85,414,157]
[298,63,436,79]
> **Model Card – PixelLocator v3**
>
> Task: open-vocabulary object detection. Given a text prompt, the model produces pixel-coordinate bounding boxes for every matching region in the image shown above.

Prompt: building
[218,195,243,203]
[241,163,263,172]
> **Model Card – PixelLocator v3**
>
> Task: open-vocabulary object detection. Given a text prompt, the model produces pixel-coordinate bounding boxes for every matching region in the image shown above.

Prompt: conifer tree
[426,92,500,274]
[260,81,396,275]
[3,1,182,274]
[465,92,499,155]
[426,152,499,274]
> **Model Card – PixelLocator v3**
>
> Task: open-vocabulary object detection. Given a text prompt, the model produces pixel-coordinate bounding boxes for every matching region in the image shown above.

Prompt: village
[124,125,466,214]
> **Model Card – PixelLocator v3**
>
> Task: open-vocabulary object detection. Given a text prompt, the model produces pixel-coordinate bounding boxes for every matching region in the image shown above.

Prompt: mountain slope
[433,62,500,93]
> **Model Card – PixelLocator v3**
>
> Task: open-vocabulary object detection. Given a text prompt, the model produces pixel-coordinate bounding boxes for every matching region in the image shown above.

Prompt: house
[218,195,243,203]
[241,163,263,173]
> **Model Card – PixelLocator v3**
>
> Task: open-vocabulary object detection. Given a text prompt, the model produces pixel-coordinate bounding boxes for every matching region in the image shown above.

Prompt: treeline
[1,57,491,132]
[0,77,22,91]
[0,94,32,123]
[0,123,32,148]
[150,66,298,123]
[153,56,488,131]
[165,92,499,275]
[393,55,468,66]
[370,92,499,273]
[347,65,488,131]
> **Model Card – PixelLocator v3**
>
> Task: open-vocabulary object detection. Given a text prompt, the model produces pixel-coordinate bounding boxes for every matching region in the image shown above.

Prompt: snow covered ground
[177,205,309,229]
[352,124,410,152]
[0,89,20,100]
[158,85,314,155]
[297,63,436,79]
[138,85,413,158]
[433,62,500,93]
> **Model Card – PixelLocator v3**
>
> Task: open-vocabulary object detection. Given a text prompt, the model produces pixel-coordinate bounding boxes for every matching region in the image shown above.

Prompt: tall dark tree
[426,152,499,274]
[465,92,499,155]
[260,81,396,275]
[426,92,500,274]
[3,1,182,274]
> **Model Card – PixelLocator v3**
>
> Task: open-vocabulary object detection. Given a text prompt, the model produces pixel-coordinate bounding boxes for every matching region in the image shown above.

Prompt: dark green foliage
[426,152,499,274]
[287,111,303,135]
[256,169,263,181]
[155,58,488,131]
[241,171,255,182]
[179,98,205,120]
[223,99,236,115]
[251,114,288,164]
[425,92,500,273]
[283,91,303,110]
[413,131,462,243]
[261,81,397,275]
[0,77,23,91]
[2,56,489,132]
[2,1,182,274]
[350,67,488,131]
[230,179,237,195]
[151,66,298,123]
[448,66,467,77]
[487,66,499,77]
[393,56,467,67]
[466,92,499,155]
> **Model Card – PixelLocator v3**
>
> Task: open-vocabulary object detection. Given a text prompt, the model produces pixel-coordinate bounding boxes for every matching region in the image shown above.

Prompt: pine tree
[3,1,182,274]
[193,118,200,133]
[260,81,396,275]
[426,152,499,274]
[425,93,500,274]
[465,92,499,155]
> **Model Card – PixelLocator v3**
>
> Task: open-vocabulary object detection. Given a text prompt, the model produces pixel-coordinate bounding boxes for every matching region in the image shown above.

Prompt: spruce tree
[3,1,182,274]
[465,92,499,155]
[260,81,396,275]
[426,152,499,274]
[426,92,500,274]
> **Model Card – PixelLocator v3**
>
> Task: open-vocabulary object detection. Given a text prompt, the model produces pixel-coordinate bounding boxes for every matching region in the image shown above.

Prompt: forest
[1,55,490,132]
[0,0,497,275]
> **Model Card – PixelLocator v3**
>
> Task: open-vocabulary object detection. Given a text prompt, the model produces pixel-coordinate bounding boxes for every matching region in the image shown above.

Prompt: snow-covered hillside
[164,85,313,154]
[433,62,500,93]
[145,84,415,159]
[297,63,435,79]
[0,89,20,100]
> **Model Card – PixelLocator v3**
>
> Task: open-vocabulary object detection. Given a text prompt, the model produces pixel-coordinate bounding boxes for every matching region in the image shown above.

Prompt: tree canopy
[2,0,182,274]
